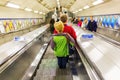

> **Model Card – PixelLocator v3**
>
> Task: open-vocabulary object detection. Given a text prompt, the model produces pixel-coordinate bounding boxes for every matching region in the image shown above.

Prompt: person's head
[54,21,64,33]
[50,18,55,24]
[84,17,87,20]
[78,17,81,21]
[90,16,93,21]
[84,17,87,21]
[60,14,68,23]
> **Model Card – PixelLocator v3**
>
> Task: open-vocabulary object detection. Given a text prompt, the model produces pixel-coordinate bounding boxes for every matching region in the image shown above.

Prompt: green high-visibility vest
[53,36,69,57]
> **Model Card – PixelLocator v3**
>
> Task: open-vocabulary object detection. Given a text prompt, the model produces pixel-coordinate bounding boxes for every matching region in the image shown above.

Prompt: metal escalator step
[34,76,55,80]
[53,75,73,80]
[34,46,73,80]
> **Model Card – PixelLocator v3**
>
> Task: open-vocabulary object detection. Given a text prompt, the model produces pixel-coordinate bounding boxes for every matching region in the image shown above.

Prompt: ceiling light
[34,11,39,13]
[56,0,59,2]
[43,13,45,15]
[24,8,32,11]
[92,0,104,5]
[83,5,90,9]
[78,9,82,11]
[75,11,79,13]
[39,12,43,14]
[6,2,20,9]
[56,0,60,8]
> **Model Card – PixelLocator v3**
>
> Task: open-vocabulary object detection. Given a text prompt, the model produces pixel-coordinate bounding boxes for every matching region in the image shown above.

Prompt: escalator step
[34,46,73,80]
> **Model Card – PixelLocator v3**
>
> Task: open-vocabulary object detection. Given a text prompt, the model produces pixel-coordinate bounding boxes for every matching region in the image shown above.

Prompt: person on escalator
[54,14,77,62]
[50,21,75,69]
[49,18,55,33]
[86,16,98,32]
[77,17,82,27]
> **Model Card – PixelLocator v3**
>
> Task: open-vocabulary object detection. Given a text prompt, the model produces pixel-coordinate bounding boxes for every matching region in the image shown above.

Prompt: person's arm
[70,27,77,40]
[94,21,97,32]
[66,33,75,44]
[87,21,91,30]
[50,37,55,50]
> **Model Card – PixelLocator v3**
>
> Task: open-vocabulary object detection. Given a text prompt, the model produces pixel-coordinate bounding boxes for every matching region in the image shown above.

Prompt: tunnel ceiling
[0,0,109,15]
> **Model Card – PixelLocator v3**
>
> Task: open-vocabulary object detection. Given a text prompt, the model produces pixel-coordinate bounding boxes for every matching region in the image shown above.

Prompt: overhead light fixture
[43,13,45,15]
[39,12,43,14]
[78,9,82,11]
[6,2,20,9]
[24,8,32,11]
[92,0,104,5]
[34,11,39,13]
[83,5,90,9]
[56,0,60,8]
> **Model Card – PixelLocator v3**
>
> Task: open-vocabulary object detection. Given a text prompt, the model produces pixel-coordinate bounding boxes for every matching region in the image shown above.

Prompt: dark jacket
[87,20,97,32]
[50,24,54,33]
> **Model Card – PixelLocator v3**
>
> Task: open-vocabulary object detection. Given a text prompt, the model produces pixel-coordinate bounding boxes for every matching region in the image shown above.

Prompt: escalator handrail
[0,25,49,73]
[21,43,49,80]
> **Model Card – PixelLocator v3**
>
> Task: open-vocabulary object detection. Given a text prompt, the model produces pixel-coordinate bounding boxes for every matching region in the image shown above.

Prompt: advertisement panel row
[80,15,120,29]
[0,18,43,33]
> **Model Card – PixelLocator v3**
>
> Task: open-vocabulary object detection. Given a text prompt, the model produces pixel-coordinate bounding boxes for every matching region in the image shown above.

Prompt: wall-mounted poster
[102,16,106,27]
[16,20,22,30]
[79,14,120,30]
[94,16,98,22]
[106,16,110,27]
[13,20,17,30]
[8,20,14,31]
[0,18,43,33]
[99,17,103,27]
[3,21,10,33]
[0,21,5,33]
[110,16,115,29]
[115,16,120,29]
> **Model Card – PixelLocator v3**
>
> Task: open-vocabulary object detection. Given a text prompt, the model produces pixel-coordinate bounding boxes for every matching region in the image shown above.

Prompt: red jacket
[54,24,77,40]
[77,21,82,27]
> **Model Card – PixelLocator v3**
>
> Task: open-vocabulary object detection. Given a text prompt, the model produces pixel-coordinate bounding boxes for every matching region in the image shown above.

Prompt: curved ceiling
[0,0,109,14]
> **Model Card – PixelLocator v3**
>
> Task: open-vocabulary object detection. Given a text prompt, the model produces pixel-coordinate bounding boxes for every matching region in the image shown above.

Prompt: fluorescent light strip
[56,0,59,2]
[43,13,45,15]
[78,9,82,11]
[92,0,104,5]
[6,2,20,9]
[34,11,39,13]
[24,8,32,12]
[39,12,43,14]
[56,0,60,7]
[39,12,45,15]
[83,5,90,9]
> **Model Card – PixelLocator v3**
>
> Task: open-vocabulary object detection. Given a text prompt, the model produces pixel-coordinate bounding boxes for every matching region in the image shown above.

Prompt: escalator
[0,28,95,80]
[33,45,90,80]
[0,40,42,80]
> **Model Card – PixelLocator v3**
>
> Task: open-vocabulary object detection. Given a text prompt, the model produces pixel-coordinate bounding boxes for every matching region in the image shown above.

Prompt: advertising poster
[13,20,17,30]
[115,15,120,29]
[102,16,106,27]
[106,16,110,27]
[0,21,5,33]
[110,16,115,29]
[16,20,21,30]
[3,20,10,33]
[8,20,14,31]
